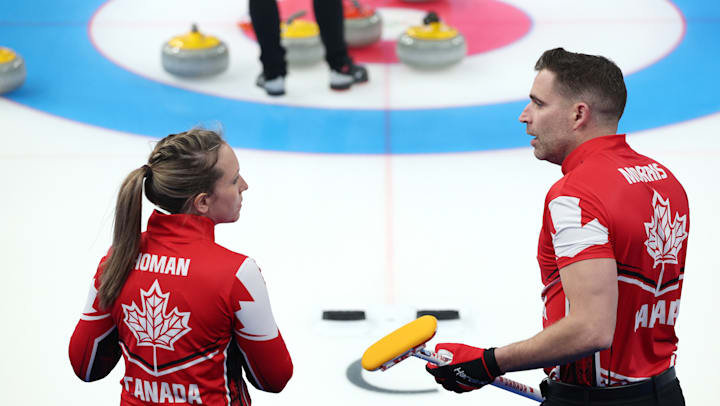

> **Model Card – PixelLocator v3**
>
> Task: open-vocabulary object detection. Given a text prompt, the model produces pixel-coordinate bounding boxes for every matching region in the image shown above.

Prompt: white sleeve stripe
[222,342,231,406]
[82,278,99,314]
[80,313,111,321]
[233,258,279,341]
[549,196,609,258]
[80,278,111,320]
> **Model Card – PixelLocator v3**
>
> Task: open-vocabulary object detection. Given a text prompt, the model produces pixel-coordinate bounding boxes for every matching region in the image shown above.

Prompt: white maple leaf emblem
[644,190,688,268]
[122,280,191,352]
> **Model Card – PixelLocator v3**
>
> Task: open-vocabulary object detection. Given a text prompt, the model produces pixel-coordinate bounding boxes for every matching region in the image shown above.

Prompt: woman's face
[204,144,248,224]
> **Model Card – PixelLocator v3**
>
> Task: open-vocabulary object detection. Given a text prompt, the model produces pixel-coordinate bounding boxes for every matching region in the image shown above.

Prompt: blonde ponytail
[97,167,146,309]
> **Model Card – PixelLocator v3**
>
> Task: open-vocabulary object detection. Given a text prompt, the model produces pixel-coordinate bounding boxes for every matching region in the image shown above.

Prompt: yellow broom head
[361,315,438,371]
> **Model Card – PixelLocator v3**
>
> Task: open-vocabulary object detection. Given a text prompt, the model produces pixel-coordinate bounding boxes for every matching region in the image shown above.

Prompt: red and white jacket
[69,211,293,405]
[538,135,689,386]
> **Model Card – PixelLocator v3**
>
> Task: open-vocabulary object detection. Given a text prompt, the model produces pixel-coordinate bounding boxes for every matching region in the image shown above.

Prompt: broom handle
[417,347,543,402]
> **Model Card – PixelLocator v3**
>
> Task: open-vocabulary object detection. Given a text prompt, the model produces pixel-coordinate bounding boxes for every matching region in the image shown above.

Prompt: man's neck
[562,124,619,163]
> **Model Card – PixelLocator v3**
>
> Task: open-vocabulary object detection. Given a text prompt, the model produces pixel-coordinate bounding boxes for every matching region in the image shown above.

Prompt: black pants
[541,368,685,406]
[249,0,350,79]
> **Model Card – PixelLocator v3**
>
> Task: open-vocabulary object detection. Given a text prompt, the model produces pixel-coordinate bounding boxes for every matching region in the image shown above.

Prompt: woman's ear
[192,193,210,214]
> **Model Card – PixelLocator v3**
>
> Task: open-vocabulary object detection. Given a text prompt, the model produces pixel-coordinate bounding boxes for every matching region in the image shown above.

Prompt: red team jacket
[69,212,293,405]
[538,134,689,386]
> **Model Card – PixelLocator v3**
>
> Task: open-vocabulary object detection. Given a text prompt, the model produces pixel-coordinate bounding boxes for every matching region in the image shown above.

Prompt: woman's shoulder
[199,241,254,269]
[206,240,247,258]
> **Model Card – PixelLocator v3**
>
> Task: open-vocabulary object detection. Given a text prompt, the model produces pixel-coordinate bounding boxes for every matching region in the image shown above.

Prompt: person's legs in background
[249,0,369,95]
[249,0,286,96]
[314,0,369,90]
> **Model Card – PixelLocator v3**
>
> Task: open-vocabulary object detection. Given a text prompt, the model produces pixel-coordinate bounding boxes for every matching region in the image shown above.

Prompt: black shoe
[256,74,285,96]
[330,62,369,90]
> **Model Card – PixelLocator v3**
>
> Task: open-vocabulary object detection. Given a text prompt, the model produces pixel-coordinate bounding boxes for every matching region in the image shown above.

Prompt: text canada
[123,377,203,404]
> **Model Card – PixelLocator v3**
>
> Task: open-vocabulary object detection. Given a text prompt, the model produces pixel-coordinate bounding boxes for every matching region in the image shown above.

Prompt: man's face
[518,69,575,165]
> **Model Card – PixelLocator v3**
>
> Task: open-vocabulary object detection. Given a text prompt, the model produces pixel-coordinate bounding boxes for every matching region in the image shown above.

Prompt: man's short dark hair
[535,48,627,122]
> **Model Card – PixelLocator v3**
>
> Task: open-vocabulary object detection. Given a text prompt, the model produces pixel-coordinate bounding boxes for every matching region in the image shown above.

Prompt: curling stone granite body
[162,25,229,77]
[396,22,466,69]
[344,7,382,47]
[281,19,324,66]
[0,47,26,94]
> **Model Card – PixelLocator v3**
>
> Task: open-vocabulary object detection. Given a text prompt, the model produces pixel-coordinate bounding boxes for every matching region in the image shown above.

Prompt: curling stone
[162,24,229,77]
[281,11,324,66]
[344,0,382,47]
[0,47,26,94]
[396,12,466,69]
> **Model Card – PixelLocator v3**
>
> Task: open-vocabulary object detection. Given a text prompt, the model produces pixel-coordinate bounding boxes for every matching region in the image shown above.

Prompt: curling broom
[361,315,543,402]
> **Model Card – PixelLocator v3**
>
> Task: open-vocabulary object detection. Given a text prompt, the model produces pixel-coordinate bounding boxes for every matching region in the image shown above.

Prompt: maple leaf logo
[121,280,191,352]
[644,190,687,268]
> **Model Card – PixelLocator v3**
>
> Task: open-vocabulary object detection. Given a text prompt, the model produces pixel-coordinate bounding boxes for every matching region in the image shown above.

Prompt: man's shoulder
[552,148,659,196]
[545,166,610,202]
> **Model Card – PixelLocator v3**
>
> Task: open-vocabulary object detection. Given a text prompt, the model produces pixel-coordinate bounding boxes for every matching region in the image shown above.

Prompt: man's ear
[572,102,591,130]
[192,193,210,214]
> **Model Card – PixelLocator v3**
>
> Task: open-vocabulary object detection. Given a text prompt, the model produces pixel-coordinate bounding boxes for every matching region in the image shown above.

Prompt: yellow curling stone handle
[406,22,458,40]
[0,47,18,64]
[168,24,220,50]
[281,19,320,39]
